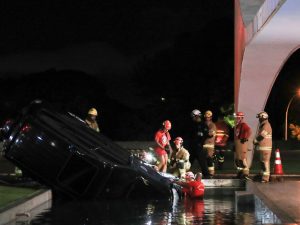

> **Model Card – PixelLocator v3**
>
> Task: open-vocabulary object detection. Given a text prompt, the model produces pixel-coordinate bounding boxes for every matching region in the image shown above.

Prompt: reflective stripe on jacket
[256,120,272,151]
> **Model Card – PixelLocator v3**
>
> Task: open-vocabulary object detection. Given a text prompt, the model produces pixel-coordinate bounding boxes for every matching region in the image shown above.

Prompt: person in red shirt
[154,120,173,173]
[184,198,205,221]
[176,172,205,199]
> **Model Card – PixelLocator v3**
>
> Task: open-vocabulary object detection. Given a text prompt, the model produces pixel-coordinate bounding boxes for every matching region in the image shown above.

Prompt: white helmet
[191,109,201,117]
[185,171,195,179]
[256,111,268,119]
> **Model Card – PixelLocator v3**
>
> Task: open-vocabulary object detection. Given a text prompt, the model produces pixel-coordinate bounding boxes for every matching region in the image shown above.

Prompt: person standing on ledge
[203,110,217,178]
[234,112,251,180]
[154,120,173,173]
[189,109,210,179]
[253,111,272,183]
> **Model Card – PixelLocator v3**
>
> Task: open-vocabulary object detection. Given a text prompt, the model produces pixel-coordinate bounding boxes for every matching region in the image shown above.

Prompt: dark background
[265,49,300,140]
[0,0,234,140]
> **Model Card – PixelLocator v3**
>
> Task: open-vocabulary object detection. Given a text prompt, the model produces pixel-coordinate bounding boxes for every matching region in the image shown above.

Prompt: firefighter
[189,109,210,178]
[169,137,191,178]
[154,120,173,173]
[215,115,230,169]
[234,112,252,179]
[203,110,217,177]
[253,111,272,183]
[175,172,205,199]
[85,108,100,132]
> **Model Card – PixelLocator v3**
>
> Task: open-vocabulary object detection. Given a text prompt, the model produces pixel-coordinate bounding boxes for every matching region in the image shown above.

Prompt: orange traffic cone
[273,149,284,175]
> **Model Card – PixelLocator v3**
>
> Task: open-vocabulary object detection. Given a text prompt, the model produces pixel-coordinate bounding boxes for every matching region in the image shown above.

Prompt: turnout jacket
[203,121,217,149]
[234,122,251,141]
[254,120,272,151]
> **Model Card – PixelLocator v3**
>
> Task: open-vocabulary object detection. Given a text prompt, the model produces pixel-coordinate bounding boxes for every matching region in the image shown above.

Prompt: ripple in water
[13,194,266,225]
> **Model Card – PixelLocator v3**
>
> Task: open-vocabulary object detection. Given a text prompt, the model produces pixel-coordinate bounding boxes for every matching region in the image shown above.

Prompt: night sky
[0,0,234,140]
[265,48,300,140]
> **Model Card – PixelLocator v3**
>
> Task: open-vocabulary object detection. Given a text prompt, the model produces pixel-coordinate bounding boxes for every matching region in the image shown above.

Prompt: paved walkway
[248,181,300,224]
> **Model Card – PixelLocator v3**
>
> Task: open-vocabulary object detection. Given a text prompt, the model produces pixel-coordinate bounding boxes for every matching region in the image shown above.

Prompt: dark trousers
[189,145,209,177]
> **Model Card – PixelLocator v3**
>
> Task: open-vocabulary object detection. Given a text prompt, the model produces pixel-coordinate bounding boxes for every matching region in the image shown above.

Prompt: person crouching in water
[154,120,173,173]
[169,137,191,178]
[176,172,205,199]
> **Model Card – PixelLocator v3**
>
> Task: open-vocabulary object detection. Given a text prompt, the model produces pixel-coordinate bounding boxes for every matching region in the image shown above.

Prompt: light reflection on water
[19,194,261,225]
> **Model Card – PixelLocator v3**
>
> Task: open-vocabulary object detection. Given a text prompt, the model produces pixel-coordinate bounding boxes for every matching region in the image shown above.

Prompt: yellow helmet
[88,108,98,116]
[204,110,213,118]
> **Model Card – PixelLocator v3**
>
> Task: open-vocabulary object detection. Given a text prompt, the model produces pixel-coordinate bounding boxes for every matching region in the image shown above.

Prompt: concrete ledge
[202,179,246,196]
[203,179,245,187]
[235,188,282,223]
[246,181,295,224]
[214,173,300,179]
[0,189,52,225]
[253,195,282,224]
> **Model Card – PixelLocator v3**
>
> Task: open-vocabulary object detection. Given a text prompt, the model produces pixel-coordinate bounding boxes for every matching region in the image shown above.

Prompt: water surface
[15,192,261,225]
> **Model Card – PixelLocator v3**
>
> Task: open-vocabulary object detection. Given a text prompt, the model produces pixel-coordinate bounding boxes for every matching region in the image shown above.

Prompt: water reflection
[25,194,261,225]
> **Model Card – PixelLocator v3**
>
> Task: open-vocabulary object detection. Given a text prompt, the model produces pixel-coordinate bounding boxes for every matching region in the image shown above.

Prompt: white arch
[238,0,300,146]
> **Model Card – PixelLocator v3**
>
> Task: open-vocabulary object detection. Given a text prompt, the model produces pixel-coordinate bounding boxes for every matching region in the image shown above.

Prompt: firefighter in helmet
[234,112,252,179]
[189,109,210,178]
[214,114,230,169]
[169,137,191,178]
[85,108,100,132]
[154,120,173,173]
[203,110,217,177]
[253,111,272,183]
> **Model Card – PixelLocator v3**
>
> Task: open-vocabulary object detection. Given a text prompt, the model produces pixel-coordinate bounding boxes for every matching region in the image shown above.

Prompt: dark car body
[2,100,177,200]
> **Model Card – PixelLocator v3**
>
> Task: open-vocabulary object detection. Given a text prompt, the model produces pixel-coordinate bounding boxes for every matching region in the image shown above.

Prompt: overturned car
[1,100,179,200]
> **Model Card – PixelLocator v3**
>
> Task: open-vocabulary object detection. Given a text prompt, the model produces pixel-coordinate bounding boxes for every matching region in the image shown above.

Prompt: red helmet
[174,137,183,145]
[235,112,244,118]
[163,120,171,130]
